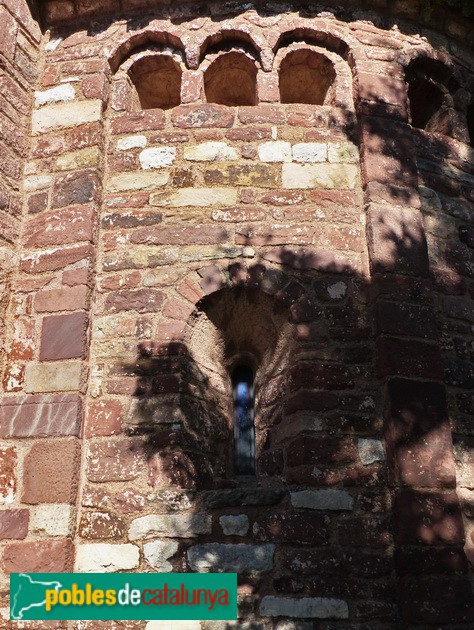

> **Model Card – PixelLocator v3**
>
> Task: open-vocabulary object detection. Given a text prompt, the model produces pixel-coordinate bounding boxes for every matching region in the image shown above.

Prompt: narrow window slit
[232,365,255,477]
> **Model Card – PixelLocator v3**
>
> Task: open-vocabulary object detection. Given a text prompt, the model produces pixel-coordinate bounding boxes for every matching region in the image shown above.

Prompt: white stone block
[76,543,139,572]
[140,147,176,169]
[219,514,249,536]
[31,504,72,536]
[117,135,147,150]
[108,171,169,192]
[260,596,348,619]
[292,143,327,163]
[258,141,292,163]
[32,100,102,134]
[129,514,212,540]
[184,142,239,161]
[24,174,53,192]
[358,438,385,465]
[328,142,359,163]
[187,543,274,573]
[282,163,358,189]
[144,540,179,572]
[150,188,237,207]
[35,84,76,107]
[290,490,353,511]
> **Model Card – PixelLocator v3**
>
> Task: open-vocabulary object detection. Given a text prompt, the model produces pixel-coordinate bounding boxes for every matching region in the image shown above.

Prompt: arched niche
[128,54,182,110]
[278,48,336,105]
[203,51,258,106]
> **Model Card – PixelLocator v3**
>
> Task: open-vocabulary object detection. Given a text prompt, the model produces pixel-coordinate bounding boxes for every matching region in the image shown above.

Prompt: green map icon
[11,573,63,620]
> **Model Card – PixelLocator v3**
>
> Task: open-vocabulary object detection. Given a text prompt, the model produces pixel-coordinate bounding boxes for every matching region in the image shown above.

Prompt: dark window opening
[467,101,474,148]
[407,78,445,131]
[232,365,255,477]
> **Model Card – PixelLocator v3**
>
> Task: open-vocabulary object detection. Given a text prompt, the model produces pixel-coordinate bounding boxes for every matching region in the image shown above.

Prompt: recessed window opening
[407,78,445,131]
[232,364,255,477]
[204,51,257,106]
[279,49,335,105]
[128,54,182,110]
[467,101,474,147]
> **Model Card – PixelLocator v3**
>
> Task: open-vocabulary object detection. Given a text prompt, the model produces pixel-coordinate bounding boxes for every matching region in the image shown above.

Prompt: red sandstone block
[21,244,93,274]
[162,298,194,320]
[68,122,102,151]
[0,7,18,62]
[386,378,456,488]
[253,513,329,545]
[78,510,125,540]
[376,301,438,339]
[105,288,165,313]
[376,336,442,379]
[82,73,108,100]
[155,319,186,342]
[395,546,468,576]
[111,110,166,134]
[0,447,16,503]
[22,438,80,504]
[0,394,82,437]
[2,363,25,392]
[131,225,229,246]
[197,264,225,295]
[2,539,74,573]
[289,363,355,391]
[7,317,35,361]
[24,204,95,247]
[87,437,144,482]
[32,133,67,159]
[176,277,204,304]
[211,206,266,222]
[286,105,327,127]
[62,267,90,286]
[238,106,285,125]
[262,247,358,274]
[171,104,234,128]
[337,516,392,548]
[27,191,48,214]
[40,312,88,361]
[35,285,89,312]
[51,169,100,209]
[106,377,141,395]
[287,435,357,467]
[236,225,312,246]
[394,489,464,545]
[358,72,407,107]
[226,127,272,141]
[367,205,429,276]
[0,509,28,539]
[86,399,123,437]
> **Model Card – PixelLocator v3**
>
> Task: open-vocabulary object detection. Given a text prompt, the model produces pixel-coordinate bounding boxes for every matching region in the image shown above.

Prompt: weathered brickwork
[0,0,473,628]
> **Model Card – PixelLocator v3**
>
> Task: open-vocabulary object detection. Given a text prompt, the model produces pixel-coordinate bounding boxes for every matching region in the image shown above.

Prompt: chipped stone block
[358,438,386,465]
[292,143,327,163]
[184,142,239,161]
[30,504,72,536]
[260,596,349,619]
[117,135,147,150]
[34,83,76,107]
[144,540,179,571]
[219,514,249,536]
[129,514,212,540]
[187,543,274,573]
[76,543,140,572]
[139,147,176,169]
[290,490,353,511]
[258,141,292,163]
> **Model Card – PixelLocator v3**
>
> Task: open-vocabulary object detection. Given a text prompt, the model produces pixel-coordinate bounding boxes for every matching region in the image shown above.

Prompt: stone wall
[0,1,473,628]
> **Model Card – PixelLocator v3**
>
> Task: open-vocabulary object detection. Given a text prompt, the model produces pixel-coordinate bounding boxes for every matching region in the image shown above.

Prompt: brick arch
[108,30,186,74]
[271,25,356,68]
[196,28,265,67]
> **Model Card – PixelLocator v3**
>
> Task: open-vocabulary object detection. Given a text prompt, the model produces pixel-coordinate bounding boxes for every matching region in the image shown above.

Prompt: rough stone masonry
[0,0,473,628]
